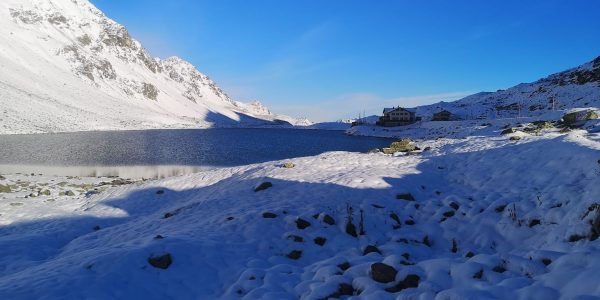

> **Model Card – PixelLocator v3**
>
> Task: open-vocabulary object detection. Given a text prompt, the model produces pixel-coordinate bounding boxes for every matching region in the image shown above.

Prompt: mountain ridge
[0,0,308,134]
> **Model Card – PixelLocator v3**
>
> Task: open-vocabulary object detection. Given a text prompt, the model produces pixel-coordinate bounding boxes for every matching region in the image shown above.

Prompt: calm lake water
[0,129,392,176]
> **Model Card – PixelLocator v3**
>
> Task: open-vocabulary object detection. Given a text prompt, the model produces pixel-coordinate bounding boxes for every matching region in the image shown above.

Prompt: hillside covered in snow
[0,0,308,134]
[413,56,600,120]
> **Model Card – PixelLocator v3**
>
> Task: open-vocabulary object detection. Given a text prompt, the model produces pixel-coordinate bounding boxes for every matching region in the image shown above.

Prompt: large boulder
[370,263,397,283]
[382,139,416,154]
[562,109,598,126]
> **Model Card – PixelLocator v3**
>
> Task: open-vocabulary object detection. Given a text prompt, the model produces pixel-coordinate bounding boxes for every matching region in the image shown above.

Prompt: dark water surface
[0,129,392,175]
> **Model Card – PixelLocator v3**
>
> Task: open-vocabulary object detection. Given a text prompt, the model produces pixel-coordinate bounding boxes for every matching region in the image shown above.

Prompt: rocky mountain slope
[0,0,308,134]
[414,56,600,120]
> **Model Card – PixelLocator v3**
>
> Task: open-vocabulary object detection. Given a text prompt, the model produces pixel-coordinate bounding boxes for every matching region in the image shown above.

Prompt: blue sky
[92,0,600,121]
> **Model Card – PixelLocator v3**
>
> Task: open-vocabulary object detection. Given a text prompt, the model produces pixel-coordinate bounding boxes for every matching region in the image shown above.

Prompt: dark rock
[449,202,460,210]
[363,245,381,255]
[423,236,432,247]
[501,128,516,135]
[390,213,401,225]
[226,216,234,221]
[65,190,75,196]
[473,269,483,279]
[529,219,541,227]
[288,235,303,242]
[442,211,455,218]
[163,212,174,219]
[569,234,586,242]
[93,225,101,231]
[156,190,165,195]
[254,182,273,192]
[405,219,415,225]
[465,251,475,258]
[154,235,165,240]
[321,283,354,299]
[262,212,277,218]
[287,250,302,260]
[338,262,351,271]
[148,253,172,269]
[385,274,420,293]
[345,222,358,237]
[401,253,410,260]
[495,205,507,213]
[370,263,397,283]
[451,239,458,253]
[323,214,336,225]
[541,258,552,266]
[314,237,327,246]
[396,193,415,201]
[371,204,385,208]
[296,218,311,229]
[492,266,506,273]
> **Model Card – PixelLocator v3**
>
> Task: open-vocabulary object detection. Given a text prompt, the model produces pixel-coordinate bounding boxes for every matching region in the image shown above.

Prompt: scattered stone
[40,190,51,196]
[93,225,101,231]
[226,216,234,221]
[449,202,460,210]
[314,237,327,246]
[396,193,415,201]
[367,148,381,153]
[0,184,12,193]
[473,269,483,279]
[442,211,455,218]
[451,239,458,253]
[541,258,552,266]
[345,222,358,237]
[156,190,165,195]
[322,283,354,299]
[371,204,385,208]
[510,136,521,141]
[363,245,381,255]
[465,251,475,258]
[322,214,335,225]
[529,219,541,227]
[390,213,401,229]
[370,263,398,283]
[262,212,277,218]
[148,253,172,269]
[288,235,303,242]
[281,162,295,168]
[295,218,311,229]
[337,262,351,271]
[492,266,506,273]
[405,219,415,225]
[401,253,410,260]
[495,205,507,213]
[254,182,273,192]
[423,236,432,247]
[385,274,420,293]
[287,250,302,260]
[111,178,133,186]
[154,235,165,240]
[532,120,553,129]
[164,212,174,219]
[64,190,75,196]
[569,234,586,242]
[501,128,516,135]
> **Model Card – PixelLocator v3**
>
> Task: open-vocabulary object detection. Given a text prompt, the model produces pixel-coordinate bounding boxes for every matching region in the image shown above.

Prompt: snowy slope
[414,56,600,120]
[1,125,599,299]
[0,0,307,134]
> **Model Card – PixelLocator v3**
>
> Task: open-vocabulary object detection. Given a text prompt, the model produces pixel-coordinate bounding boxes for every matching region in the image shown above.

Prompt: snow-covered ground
[1,118,599,299]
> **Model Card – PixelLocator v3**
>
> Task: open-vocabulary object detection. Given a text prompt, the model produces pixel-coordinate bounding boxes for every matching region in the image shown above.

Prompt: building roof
[383,107,415,114]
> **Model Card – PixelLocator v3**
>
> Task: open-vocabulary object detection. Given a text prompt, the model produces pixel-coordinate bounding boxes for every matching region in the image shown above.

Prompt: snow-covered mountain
[414,56,600,120]
[0,0,308,134]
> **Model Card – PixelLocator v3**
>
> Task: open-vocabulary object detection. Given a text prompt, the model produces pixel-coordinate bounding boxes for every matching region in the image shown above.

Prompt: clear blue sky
[91,0,600,121]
